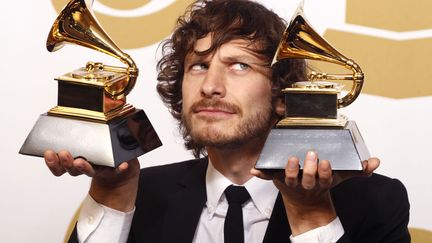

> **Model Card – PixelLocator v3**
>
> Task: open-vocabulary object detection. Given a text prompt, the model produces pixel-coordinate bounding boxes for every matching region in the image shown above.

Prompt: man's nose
[200,64,226,98]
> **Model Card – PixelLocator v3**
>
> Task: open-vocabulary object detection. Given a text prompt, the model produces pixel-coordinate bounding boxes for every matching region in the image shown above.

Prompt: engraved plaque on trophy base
[255,121,370,171]
[19,109,162,167]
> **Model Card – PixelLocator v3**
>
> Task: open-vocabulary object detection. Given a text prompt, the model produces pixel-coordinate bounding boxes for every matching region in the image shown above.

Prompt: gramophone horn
[273,2,364,108]
[46,0,138,99]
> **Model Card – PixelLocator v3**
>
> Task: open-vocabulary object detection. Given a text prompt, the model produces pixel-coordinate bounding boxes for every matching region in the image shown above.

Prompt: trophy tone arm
[308,59,364,108]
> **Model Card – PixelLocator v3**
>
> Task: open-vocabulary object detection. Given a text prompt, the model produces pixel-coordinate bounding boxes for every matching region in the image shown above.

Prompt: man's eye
[231,63,250,71]
[190,63,208,71]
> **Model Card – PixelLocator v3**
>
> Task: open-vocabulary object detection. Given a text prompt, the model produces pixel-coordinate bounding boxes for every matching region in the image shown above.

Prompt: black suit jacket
[69,158,410,243]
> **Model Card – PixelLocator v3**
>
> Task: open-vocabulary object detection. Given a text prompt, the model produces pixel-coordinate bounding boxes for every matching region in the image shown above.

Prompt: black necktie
[224,185,251,243]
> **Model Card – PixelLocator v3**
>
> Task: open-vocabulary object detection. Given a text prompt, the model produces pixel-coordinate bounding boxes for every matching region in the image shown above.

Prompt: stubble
[182,98,273,150]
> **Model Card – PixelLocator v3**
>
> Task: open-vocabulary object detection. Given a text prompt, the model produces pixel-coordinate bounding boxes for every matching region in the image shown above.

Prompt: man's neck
[206,137,266,185]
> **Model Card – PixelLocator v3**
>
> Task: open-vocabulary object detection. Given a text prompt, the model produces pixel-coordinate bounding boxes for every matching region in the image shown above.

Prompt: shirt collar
[205,158,279,219]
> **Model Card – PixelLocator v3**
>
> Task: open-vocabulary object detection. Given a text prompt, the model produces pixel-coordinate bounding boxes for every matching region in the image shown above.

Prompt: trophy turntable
[255,3,370,171]
[20,0,162,167]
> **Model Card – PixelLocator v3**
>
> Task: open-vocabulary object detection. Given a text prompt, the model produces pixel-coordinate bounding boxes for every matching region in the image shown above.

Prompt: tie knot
[224,185,251,205]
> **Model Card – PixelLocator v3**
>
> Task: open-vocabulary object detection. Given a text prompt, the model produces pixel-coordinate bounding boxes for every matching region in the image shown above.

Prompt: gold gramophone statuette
[255,2,370,171]
[20,0,162,167]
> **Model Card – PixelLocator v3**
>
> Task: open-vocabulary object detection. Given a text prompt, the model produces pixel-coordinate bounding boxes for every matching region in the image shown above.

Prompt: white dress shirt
[77,160,344,243]
[192,160,279,243]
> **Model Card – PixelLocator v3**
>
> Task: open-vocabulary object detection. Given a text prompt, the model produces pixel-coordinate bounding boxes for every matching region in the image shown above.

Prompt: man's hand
[251,151,380,236]
[44,150,140,212]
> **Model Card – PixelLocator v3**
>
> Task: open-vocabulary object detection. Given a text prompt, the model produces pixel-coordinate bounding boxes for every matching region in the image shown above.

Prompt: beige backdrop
[1,0,431,242]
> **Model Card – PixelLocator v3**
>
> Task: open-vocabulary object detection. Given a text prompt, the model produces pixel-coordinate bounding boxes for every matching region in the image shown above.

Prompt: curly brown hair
[157,0,307,157]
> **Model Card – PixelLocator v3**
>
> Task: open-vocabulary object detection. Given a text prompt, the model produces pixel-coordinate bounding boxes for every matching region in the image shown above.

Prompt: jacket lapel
[262,193,291,243]
[157,158,292,243]
[159,158,208,243]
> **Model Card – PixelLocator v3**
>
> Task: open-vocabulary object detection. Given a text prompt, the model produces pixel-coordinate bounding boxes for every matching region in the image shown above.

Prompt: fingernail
[75,164,84,171]
[288,160,297,169]
[46,156,53,163]
[321,160,330,170]
[307,151,316,159]
[361,160,368,170]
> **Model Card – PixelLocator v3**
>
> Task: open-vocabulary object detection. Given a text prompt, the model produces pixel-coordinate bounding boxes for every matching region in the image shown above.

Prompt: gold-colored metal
[277,115,348,127]
[291,81,342,90]
[48,104,135,122]
[277,80,347,127]
[71,62,115,81]
[276,86,348,127]
[255,2,369,171]
[47,0,138,100]
[20,0,162,167]
[272,2,364,109]
[280,88,339,95]
[44,0,141,122]
[60,67,127,87]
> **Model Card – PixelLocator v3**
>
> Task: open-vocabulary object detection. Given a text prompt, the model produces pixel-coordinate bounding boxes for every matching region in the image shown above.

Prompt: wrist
[89,174,139,212]
[289,217,345,243]
[89,159,141,211]
[282,192,337,236]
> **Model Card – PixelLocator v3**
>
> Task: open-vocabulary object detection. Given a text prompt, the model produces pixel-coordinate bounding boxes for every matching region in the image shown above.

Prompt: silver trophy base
[19,109,162,167]
[255,121,370,171]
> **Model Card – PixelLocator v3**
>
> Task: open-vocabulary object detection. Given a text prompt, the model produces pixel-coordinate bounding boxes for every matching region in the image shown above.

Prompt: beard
[181,98,273,150]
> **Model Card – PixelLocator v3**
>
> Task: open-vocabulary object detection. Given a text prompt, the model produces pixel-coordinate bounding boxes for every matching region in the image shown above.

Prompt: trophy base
[255,120,369,171]
[19,109,162,167]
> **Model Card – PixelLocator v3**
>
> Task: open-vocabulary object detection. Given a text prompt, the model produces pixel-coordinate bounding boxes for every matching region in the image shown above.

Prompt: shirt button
[208,206,214,213]
[87,216,94,225]
[265,208,272,216]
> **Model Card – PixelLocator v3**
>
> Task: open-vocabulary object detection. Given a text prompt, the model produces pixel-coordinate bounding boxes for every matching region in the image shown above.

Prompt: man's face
[182,35,275,149]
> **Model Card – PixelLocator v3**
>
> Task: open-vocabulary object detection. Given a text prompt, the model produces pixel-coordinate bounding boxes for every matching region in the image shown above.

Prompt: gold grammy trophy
[255,3,369,170]
[20,0,162,167]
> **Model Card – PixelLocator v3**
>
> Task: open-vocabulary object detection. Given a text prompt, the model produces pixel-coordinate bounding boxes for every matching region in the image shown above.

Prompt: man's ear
[274,98,285,117]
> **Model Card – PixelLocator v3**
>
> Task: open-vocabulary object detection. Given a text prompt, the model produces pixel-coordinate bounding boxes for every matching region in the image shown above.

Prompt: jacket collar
[159,158,209,243]
[263,193,291,242]
[159,157,291,243]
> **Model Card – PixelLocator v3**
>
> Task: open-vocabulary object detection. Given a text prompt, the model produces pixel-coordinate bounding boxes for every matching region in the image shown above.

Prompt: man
[44,0,410,242]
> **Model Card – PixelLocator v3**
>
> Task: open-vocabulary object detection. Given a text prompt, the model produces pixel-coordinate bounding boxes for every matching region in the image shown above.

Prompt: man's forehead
[186,35,265,62]
[193,35,256,51]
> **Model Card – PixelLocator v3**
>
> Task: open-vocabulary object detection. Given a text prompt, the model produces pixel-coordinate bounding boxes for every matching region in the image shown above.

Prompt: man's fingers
[301,151,318,190]
[250,168,275,180]
[117,161,131,174]
[318,160,333,188]
[285,157,299,187]
[58,150,82,176]
[44,150,66,176]
[73,158,95,177]
[331,157,381,186]
[363,157,380,176]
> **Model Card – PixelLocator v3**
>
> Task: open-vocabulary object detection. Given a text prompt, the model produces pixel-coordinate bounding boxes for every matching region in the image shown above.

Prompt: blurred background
[1,0,431,242]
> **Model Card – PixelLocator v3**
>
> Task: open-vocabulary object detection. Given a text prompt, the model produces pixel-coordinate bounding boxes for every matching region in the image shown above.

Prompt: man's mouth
[191,100,241,118]
[194,107,235,114]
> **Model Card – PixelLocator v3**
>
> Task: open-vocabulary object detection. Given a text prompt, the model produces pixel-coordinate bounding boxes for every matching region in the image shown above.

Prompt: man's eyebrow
[185,51,270,68]
[185,52,208,64]
[222,55,259,63]
[221,55,270,68]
